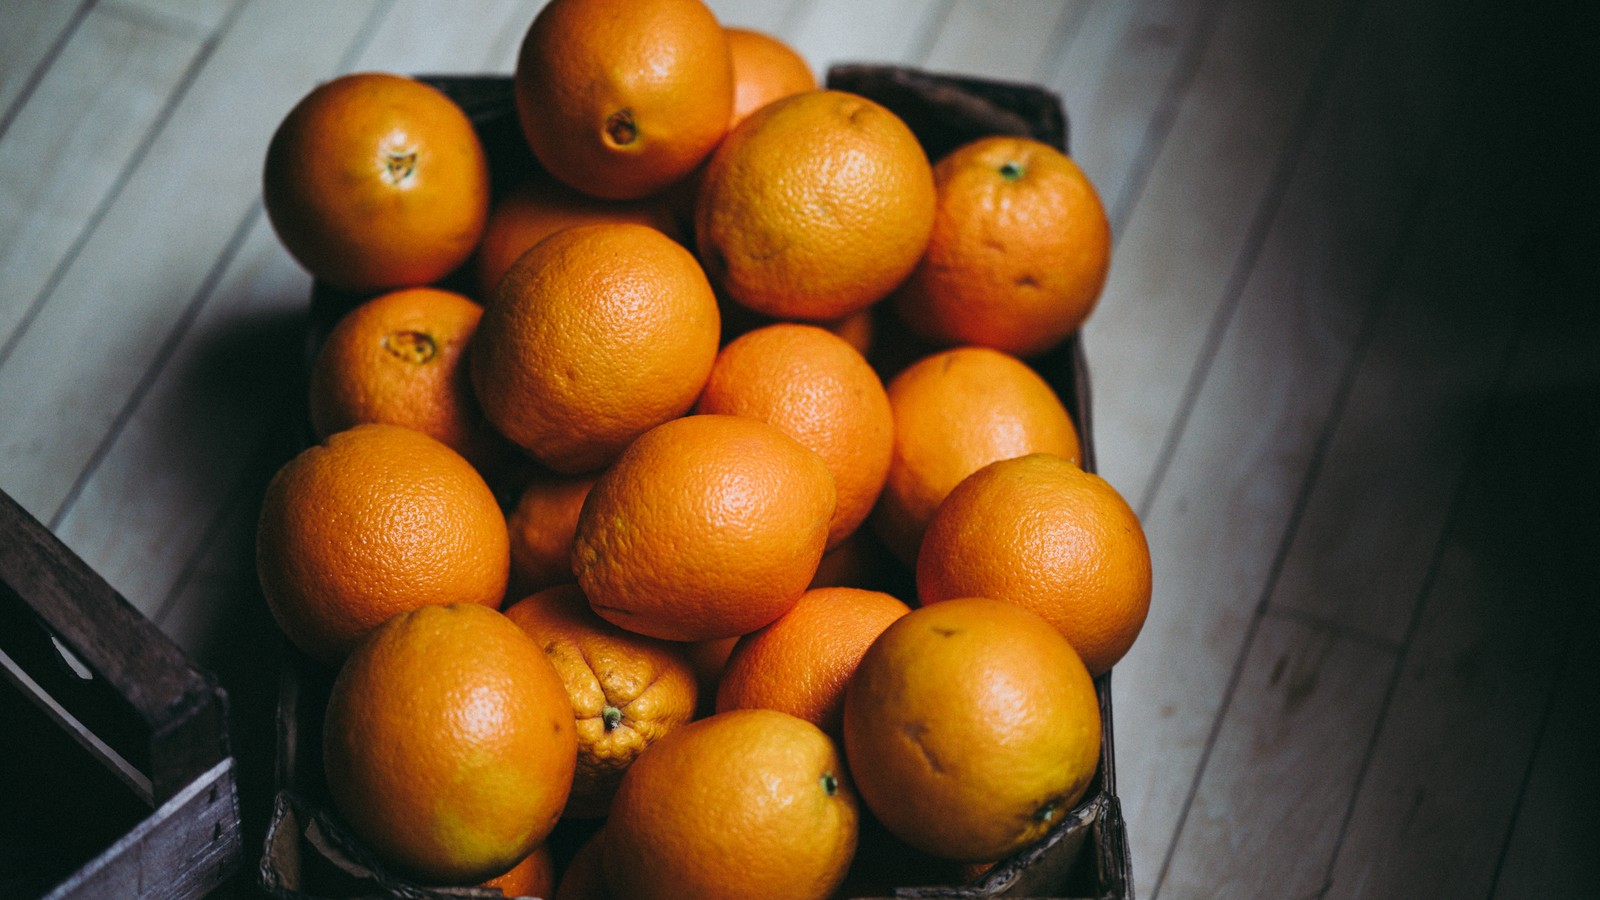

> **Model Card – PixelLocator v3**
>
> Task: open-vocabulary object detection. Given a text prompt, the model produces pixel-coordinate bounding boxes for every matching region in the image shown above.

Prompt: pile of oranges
[256,0,1149,897]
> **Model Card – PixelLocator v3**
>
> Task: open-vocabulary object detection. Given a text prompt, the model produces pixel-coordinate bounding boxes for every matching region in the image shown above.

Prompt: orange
[307,287,516,479]
[572,414,835,642]
[892,135,1111,358]
[504,471,596,597]
[693,323,892,549]
[473,168,684,298]
[842,597,1101,862]
[725,27,816,128]
[470,223,720,473]
[554,828,609,900]
[715,586,910,735]
[871,346,1080,564]
[503,584,699,818]
[807,528,908,594]
[683,635,739,717]
[256,423,509,665]
[603,708,858,900]
[263,72,489,293]
[917,453,1151,677]
[322,604,577,884]
[695,89,936,322]
[514,0,733,200]
[476,842,555,898]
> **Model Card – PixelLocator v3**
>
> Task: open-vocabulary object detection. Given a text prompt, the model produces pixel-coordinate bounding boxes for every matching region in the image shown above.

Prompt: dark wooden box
[263,66,1132,900]
[0,489,242,899]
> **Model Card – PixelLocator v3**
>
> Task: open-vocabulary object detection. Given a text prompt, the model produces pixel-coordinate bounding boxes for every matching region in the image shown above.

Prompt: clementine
[695,89,936,321]
[715,586,910,735]
[693,323,892,550]
[322,604,577,884]
[892,135,1111,357]
[603,709,858,900]
[503,584,699,818]
[514,0,733,199]
[571,414,835,642]
[842,597,1101,862]
[256,423,509,665]
[917,453,1150,676]
[470,222,720,473]
[872,346,1080,564]
[263,72,488,293]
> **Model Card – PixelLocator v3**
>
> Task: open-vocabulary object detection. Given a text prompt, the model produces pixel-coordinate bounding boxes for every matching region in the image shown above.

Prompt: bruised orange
[263,72,488,293]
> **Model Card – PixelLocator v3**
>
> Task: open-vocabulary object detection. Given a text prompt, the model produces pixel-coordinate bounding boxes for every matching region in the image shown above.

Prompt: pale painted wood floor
[3,1,1597,897]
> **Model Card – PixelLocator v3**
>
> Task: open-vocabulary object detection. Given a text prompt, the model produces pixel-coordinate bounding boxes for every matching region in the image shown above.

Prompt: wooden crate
[261,67,1132,900]
[0,488,242,899]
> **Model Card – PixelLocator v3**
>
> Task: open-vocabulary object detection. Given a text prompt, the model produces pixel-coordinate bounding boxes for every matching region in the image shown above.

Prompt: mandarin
[263,72,488,293]
[571,414,835,642]
[893,135,1111,357]
[918,453,1151,676]
[503,584,699,818]
[715,586,910,735]
[514,0,733,200]
[842,598,1102,862]
[322,604,577,884]
[306,287,515,479]
[473,168,684,299]
[470,222,720,474]
[693,323,892,550]
[603,709,858,900]
[694,89,936,322]
[872,346,1081,564]
[256,423,509,665]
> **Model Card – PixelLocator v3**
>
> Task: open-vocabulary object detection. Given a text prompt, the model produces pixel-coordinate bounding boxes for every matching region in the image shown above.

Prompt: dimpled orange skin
[715,586,910,735]
[842,598,1102,862]
[694,90,936,322]
[892,136,1111,358]
[469,223,720,474]
[263,72,489,293]
[871,346,1081,565]
[503,584,699,818]
[322,604,578,885]
[505,471,596,597]
[694,323,892,550]
[725,27,817,128]
[572,414,836,642]
[473,170,685,299]
[514,0,733,200]
[307,287,516,479]
[255,423,510,666]
[917,453,1151,677]
[602,709,859,900]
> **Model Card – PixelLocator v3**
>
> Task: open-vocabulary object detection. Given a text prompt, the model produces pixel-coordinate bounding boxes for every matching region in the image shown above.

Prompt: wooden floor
[4,1,1597,897]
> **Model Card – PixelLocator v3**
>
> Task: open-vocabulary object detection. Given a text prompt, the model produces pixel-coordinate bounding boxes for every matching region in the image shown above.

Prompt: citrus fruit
[554,828,609,900]
[892,135,1111,357]
[306,286,515,479]
[917,453,1151,676]
[725,27,816,128]
[603,708,858,900]
[571,414,835,642]
[513,0,733,199]
[694,89,936,321]
[322,604,577,884]
[505,471,597,596]
[473,168,684,298]
[503,584,699,818]
[871,346,1080,564]
[263,72,489,293]
[470,222,720,473]
[693,323,892,550]
[715,586,910,734]
[477,842,555,898]
[256,423,509,665]
[842,597,1101,862]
